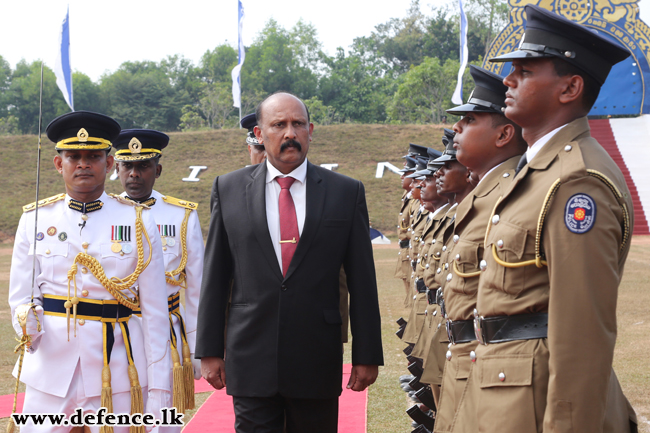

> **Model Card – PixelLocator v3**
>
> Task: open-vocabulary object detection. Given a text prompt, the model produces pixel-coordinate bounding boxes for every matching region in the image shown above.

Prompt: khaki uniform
[402,203,447,345]
[394,191,413,280]
[419,204,457,387]
[411,204,450,360]
[433,156,518,433]
[473,118,637,432]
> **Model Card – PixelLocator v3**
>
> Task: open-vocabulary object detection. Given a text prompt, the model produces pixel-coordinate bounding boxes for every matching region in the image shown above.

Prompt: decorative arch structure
[483,0,650,115]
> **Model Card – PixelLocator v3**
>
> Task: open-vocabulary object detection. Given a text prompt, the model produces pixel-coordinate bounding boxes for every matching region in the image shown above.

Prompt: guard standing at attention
[241,113,267,165]
[471,5,637,431]
[114,129,204,417]
[432,65,526,433]
[8,112,171,431]
[395,155,417,309]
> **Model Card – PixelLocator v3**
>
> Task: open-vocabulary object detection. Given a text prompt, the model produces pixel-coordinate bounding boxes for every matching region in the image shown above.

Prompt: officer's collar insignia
[124,195,156,207]
[68,198,104,214]
[77,128,89,143]
[128,137,142,154]
[564,193,596,234]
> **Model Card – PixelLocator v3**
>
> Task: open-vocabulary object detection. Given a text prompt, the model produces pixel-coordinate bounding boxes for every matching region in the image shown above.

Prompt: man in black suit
[196,92,384,433]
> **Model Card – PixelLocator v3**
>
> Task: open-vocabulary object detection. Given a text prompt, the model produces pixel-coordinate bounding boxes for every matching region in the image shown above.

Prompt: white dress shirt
[526,124,567,163]
[265,158,308,272]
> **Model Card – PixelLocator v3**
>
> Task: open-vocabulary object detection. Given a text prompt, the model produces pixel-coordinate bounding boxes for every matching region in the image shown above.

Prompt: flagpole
[232,0,245,126]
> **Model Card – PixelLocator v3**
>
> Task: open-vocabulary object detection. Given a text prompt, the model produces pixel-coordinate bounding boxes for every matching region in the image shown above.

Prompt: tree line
[0,0,507,135]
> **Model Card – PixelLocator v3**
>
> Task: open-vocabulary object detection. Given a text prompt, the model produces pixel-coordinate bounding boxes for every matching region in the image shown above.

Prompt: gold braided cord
[115,148,161,156]
[165,208,191,288]
[58,136,112,146]
[492,244,547,268]
[452,260,481,278]
[67,206,152,310]
[535,179,562,264]
[7,334,29,433]
[586,170,631,253]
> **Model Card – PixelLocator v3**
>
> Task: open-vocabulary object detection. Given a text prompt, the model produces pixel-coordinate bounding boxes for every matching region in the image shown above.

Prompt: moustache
[280,139,302,152]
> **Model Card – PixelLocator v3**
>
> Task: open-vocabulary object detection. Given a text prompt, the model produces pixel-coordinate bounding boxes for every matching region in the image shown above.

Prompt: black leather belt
[416,279,427,293]
[446,319,476,344]
[474,312,548,345]
[427,287,442,305]
[399,239,410,248]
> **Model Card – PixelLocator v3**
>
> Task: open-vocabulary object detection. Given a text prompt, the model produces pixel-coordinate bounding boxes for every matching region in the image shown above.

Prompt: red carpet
[0,364,367,433]
[185,364,367,433]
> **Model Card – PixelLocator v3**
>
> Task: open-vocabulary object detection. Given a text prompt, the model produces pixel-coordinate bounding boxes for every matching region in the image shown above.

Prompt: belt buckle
[436,288,443,306]
[473,309,486,345]
[446,319,455,345]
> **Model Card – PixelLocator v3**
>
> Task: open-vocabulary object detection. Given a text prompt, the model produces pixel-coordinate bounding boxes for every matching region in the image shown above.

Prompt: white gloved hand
[190,354,202,380]
[13,305,45,353]
[145,389,171,419]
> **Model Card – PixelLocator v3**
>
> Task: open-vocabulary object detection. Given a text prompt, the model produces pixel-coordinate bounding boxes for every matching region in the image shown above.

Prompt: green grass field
[0,242,648,432]
[0,124,445,242]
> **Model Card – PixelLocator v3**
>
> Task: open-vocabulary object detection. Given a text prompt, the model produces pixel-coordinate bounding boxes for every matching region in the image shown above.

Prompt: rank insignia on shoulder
[162,195,198,210]
[564,193,596,234]
[23,193,66,213]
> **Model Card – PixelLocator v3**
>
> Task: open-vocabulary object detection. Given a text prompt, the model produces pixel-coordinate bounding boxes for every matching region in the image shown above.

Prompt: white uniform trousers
[21,362,149,433]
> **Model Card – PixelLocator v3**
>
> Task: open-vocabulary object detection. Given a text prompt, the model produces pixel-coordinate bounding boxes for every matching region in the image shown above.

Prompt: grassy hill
[0,124,446,241]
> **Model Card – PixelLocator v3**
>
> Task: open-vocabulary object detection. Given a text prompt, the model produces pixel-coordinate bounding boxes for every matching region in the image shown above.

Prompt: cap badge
[128,137,142,154]
[77,128,88,143]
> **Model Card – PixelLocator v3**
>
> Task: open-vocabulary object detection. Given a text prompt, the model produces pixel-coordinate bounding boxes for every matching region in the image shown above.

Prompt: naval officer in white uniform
[8,111,171,432]
[114,129,203,418]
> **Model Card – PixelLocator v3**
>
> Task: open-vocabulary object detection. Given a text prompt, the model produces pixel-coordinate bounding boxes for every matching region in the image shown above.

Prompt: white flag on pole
[231,0,245,109]
[451,0,468,105]
[54,6,73,111]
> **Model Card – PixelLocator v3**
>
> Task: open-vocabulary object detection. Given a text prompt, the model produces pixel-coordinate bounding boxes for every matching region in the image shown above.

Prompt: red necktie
[276,177,300,276]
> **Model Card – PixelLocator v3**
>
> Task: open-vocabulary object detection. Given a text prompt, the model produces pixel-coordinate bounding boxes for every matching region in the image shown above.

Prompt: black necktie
[515,154,528,176]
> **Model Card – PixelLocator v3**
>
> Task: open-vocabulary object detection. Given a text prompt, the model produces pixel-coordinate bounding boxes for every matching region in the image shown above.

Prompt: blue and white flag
[231,0,245,109]
[451,0,468,105]
[54,7,73,111]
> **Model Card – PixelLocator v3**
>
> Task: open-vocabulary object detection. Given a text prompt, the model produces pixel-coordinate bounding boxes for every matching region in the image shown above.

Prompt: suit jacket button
[281,285,287,291]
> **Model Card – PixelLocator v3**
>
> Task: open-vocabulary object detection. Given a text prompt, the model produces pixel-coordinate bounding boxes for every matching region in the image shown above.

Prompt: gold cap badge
[128,137,142,154]
[77,128,88,143]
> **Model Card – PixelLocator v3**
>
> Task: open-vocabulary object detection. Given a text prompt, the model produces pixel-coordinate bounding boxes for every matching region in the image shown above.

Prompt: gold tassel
[6,419,15,433]
[128,364,145,433]
[182,341,195,410]
[100,365,114,433]
[171,346,186,413]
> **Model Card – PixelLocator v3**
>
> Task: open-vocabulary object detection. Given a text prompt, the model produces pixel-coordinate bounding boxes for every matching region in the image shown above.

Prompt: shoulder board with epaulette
[23,193,66,213]
[162,195,199,210]
[108,193,150,208]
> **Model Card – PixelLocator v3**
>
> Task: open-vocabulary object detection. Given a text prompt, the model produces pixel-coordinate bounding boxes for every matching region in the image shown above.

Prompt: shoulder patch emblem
[564,193,596,234]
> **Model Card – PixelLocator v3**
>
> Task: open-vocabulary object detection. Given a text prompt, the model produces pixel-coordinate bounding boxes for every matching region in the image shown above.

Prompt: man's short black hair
[490,113,527,151]
[255,92,311,127]
[551,58,600,112]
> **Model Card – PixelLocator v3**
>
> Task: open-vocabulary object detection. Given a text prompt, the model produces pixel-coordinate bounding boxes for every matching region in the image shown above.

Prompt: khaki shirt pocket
[477,354,538,433]
[485,222,529,296]
[448,240,480,295]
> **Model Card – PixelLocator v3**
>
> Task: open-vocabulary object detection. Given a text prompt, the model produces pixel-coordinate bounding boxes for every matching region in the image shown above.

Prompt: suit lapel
[246,163,284,282]
[284,162,325,280]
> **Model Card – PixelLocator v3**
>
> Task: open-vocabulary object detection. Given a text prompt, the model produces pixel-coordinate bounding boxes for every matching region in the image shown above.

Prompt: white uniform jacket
[9,192,171,398]
[123,189,204,355]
